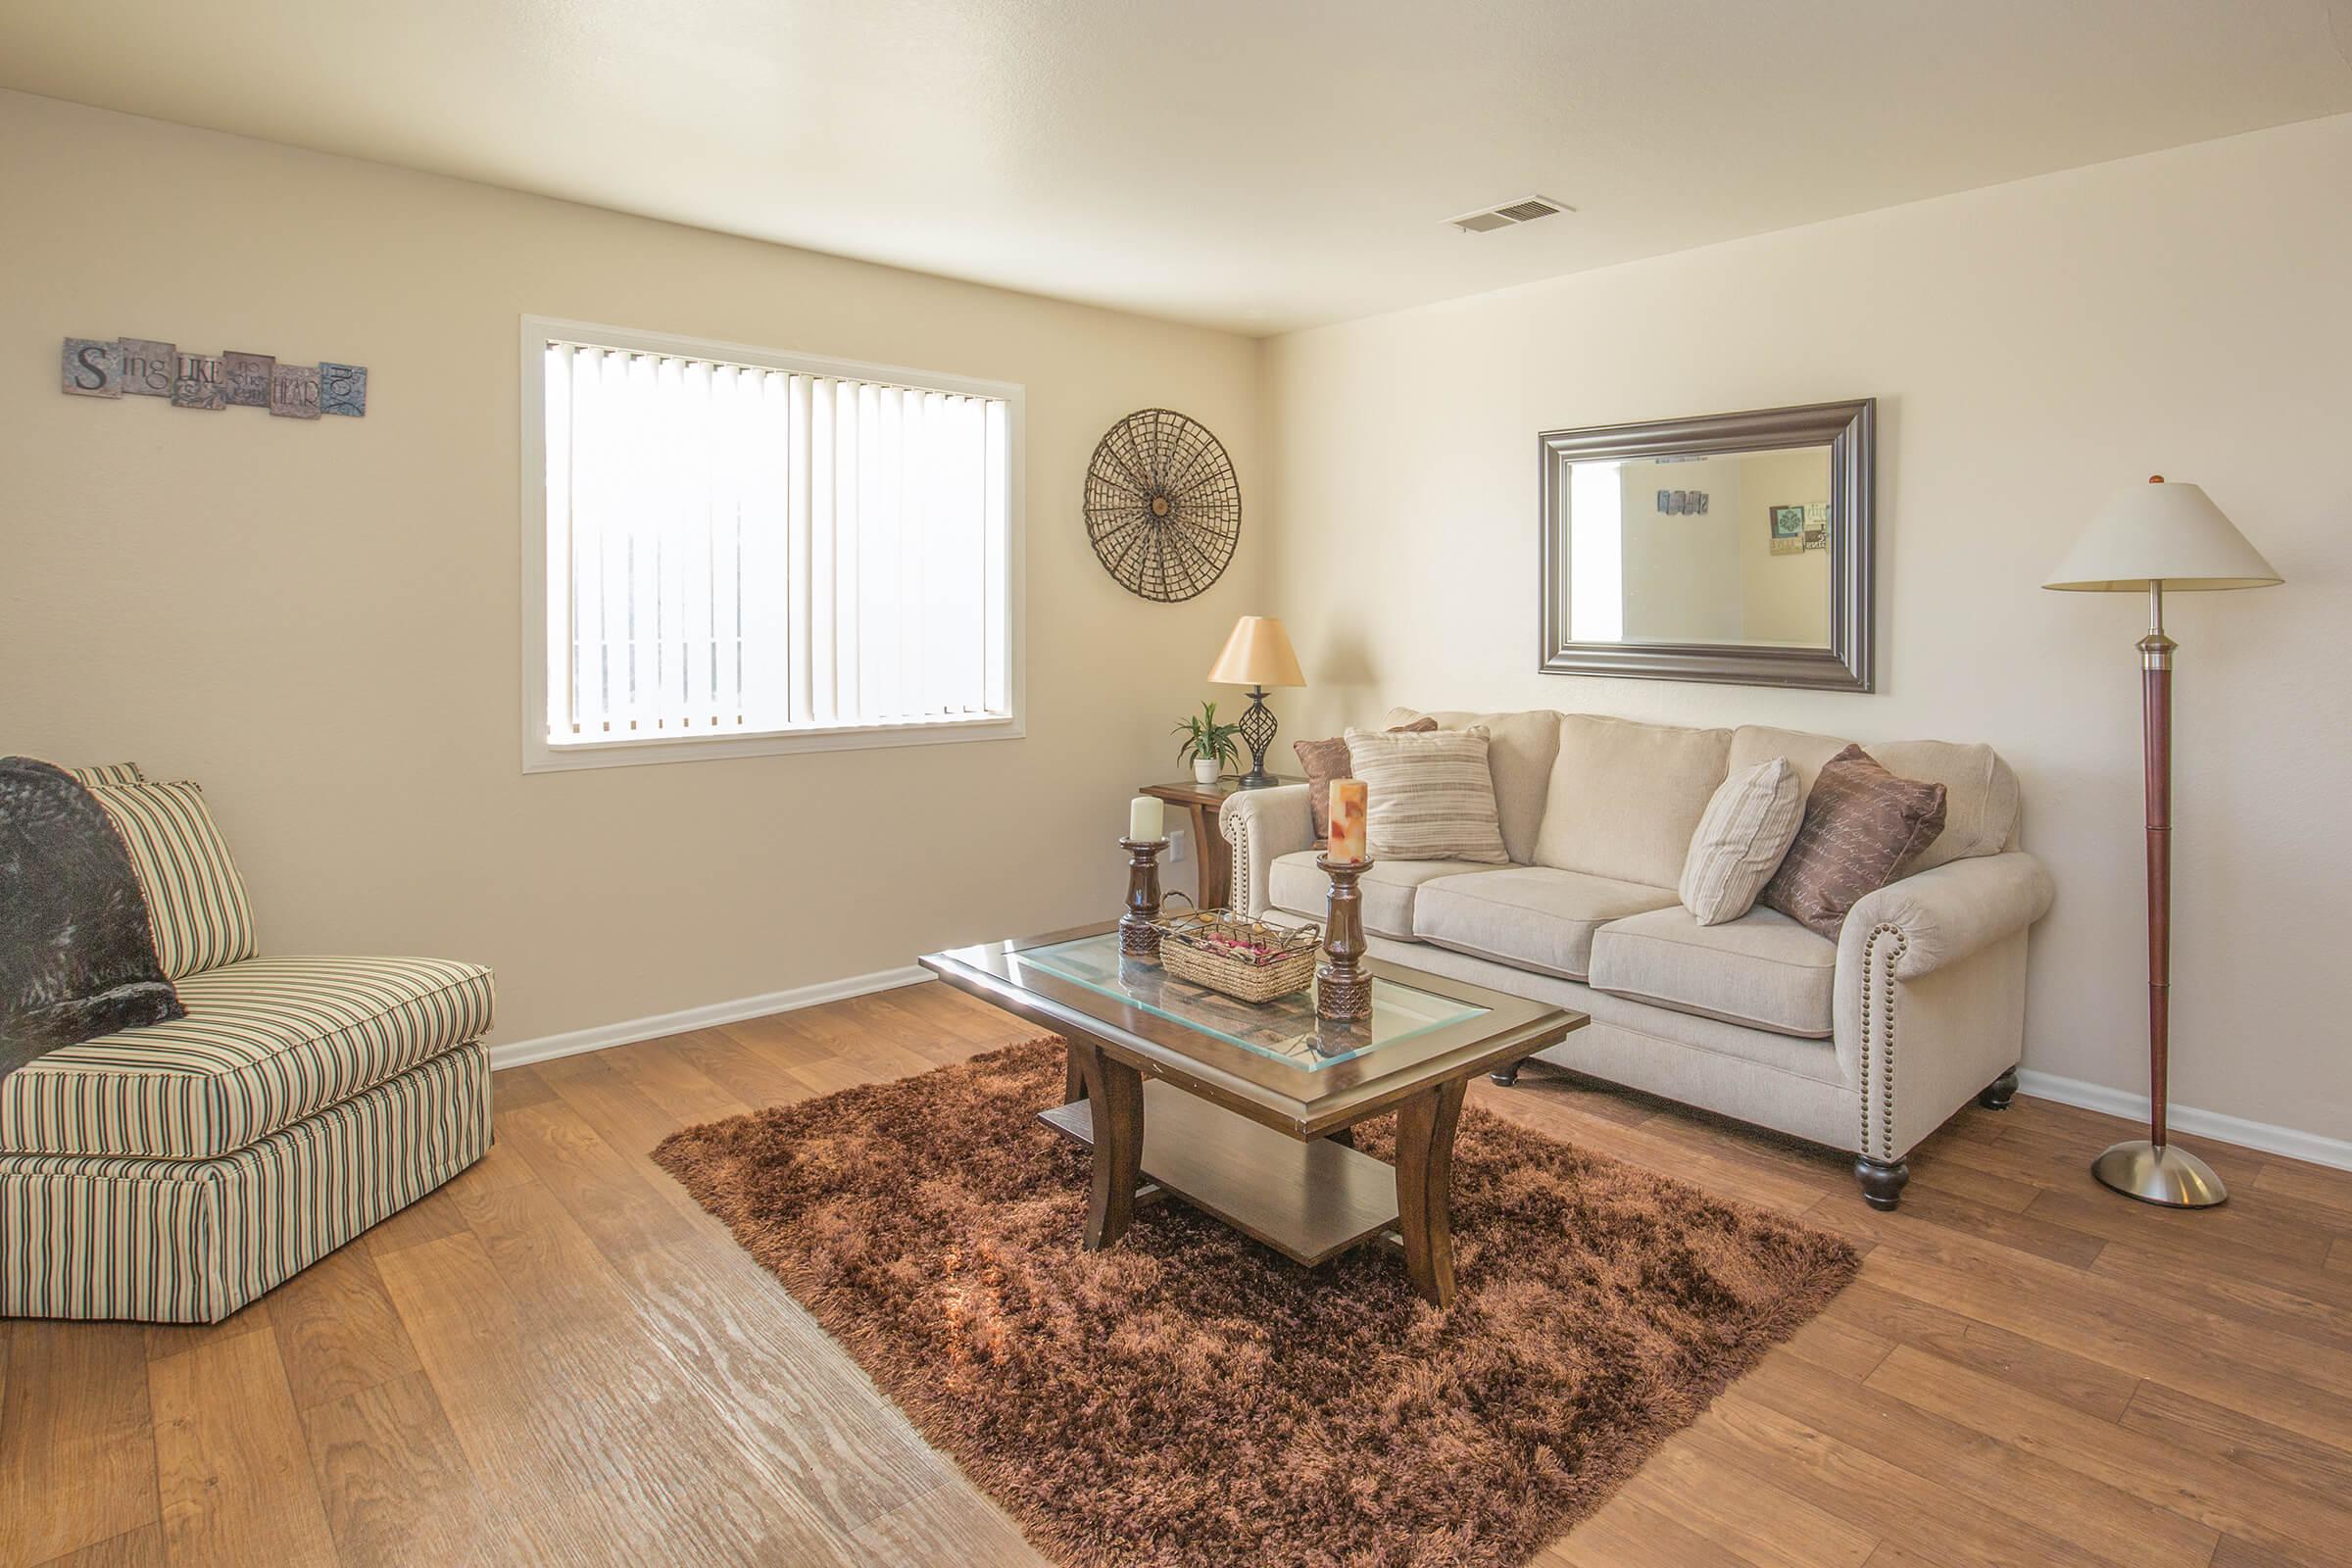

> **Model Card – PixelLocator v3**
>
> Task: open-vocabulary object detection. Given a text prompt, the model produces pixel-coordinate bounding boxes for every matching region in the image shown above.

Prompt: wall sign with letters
[61,336,367,418]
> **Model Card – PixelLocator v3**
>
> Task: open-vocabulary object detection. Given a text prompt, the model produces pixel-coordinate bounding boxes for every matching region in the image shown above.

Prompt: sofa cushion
[1533,715,1733,889]
[1412,866,1678,981]
[1385,709,1560,865]
[1729,725,2019,873]
[0,955,495,1159]
[1267,853,1468,941]
[84,780,258,979]
[1589,905,1838,1038]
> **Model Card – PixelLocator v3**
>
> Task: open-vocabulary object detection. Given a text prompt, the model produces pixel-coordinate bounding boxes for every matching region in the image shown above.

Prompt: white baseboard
[2016,1069,2352,1173]
[486,965,932,1072]
[481,980,2352,1176]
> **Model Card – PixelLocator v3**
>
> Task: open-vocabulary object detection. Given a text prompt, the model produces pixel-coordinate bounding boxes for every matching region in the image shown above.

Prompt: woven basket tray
[1156,909,1319,1004]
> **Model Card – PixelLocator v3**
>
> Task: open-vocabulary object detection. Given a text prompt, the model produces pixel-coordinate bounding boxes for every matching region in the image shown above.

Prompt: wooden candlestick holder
[1315,854,1374,1021]
[1118,837,1170,960]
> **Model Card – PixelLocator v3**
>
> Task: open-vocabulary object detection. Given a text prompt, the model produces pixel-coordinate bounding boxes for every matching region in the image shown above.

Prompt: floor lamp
[2044,476,2281,1207]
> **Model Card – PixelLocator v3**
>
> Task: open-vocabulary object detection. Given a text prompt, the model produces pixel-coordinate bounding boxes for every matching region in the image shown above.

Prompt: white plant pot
[1192,757,1222,786]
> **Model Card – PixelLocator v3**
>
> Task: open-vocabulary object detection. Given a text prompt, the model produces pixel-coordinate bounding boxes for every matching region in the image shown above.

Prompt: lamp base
[1235,686,1279,788]
[2091,1140,2227,1208]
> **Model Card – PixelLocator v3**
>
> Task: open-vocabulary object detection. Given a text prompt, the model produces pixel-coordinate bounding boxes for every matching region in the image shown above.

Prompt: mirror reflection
[1560,445,1833,647]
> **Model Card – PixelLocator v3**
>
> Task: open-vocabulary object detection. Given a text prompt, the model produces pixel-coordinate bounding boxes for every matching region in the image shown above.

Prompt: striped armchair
[1,763,494,1323]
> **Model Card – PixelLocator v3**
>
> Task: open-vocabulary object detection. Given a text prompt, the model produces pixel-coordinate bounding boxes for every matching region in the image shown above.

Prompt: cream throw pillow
[1678,758,1802,925]
[1344,725,1509,864]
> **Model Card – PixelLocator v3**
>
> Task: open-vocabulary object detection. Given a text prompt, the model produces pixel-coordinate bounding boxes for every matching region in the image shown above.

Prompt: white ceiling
[5,0,2349,335]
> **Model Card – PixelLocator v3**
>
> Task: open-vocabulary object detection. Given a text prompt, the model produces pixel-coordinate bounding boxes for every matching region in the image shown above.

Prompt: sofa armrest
[1218,784,1314,917]
[1832,850,2053,1169]
[1838,851,2055,982]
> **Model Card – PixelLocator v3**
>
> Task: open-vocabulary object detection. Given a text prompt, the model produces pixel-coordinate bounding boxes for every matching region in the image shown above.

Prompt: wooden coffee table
[919,922,1585,1305]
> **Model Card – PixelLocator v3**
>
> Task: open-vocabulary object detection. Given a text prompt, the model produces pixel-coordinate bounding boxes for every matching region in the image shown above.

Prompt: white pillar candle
[1129,795,1164,843]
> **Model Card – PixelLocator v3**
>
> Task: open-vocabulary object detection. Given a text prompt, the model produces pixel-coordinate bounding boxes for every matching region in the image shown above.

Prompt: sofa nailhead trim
[1223,802,1250,916]
[1859,921,1905,1160]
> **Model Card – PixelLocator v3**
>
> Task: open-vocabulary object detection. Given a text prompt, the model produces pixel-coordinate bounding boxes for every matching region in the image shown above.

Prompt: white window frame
[518,316,1025,773]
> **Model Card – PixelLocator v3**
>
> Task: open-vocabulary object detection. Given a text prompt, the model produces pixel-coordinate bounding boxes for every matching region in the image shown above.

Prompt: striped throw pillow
[1344,725,1509,864]
[68,762,147,787]
[1679,758,1803,925]
[86,780,259,978]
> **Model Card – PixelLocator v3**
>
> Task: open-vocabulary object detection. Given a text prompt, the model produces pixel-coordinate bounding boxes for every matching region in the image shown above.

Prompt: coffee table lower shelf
[1039,1082,1399,1267]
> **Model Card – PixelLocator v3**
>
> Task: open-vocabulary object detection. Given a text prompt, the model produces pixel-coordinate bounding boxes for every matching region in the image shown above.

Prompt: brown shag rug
[652,1039,1858,1568]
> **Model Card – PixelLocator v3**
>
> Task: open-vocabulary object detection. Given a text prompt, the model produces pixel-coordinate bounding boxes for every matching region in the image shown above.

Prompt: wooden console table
[1139,774,1300,914]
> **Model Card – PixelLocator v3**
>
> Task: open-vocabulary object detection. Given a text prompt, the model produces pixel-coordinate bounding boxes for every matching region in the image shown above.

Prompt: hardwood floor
[7,980,2352,1567]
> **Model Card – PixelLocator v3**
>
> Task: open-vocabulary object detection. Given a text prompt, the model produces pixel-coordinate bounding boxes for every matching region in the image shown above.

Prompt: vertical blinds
[543,342,1011,741]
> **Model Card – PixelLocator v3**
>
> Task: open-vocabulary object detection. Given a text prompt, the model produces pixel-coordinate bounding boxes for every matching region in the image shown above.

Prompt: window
[520,318,1021,770]
[1566,459,1624,645]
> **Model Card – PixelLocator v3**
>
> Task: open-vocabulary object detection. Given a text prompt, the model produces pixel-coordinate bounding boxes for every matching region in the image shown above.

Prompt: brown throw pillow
[1760,744,1947,940]
[1294,717,1437,843]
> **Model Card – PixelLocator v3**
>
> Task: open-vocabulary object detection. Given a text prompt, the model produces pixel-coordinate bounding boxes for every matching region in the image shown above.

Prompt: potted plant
[1173,701,1243,786]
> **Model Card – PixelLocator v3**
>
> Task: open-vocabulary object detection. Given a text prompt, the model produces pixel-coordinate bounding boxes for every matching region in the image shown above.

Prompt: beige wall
[0,90,1264,1045]
[1263,114,2352,1140]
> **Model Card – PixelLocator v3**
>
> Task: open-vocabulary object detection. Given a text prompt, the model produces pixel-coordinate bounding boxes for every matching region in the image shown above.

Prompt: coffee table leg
[1073,1042,1144,1250]
[1396,1077,1467,1307]
[1064,1047,1087,1104]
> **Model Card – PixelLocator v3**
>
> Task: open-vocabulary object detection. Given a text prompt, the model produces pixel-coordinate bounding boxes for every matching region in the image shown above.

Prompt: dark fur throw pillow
[1,757,183,1074]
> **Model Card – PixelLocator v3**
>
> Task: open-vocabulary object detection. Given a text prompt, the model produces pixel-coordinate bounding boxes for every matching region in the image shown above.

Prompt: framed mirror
[1538,398,1874,692]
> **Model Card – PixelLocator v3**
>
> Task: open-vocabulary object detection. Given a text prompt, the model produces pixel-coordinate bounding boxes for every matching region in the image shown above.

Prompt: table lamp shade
[2043,478,2282,593]
[1207,615,1306,687]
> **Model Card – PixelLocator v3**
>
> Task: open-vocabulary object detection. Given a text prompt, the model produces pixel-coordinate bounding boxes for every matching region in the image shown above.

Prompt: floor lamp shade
[1208,616,1305,789]
[2043,477,2281,1207]
[2045,479,2282,593]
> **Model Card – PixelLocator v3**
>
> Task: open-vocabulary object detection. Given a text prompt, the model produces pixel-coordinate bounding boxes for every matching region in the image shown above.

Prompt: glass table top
[1009,932,1489,1070]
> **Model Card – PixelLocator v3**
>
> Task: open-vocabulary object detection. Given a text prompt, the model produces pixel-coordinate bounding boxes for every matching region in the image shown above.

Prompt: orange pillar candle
[1328,778,1368,862]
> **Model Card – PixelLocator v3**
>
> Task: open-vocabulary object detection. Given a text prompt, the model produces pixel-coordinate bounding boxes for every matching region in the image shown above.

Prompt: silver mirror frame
[1538,398,1875,692]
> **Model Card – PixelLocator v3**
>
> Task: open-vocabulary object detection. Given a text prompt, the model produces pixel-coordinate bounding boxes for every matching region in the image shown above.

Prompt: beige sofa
[1222,709,2054,1209]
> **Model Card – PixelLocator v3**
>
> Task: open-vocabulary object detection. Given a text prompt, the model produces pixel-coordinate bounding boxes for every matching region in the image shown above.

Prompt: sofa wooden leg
[1855,1156,1909,1211]
[1978,1066,2020,1110]
[1488,1057,1527,1088]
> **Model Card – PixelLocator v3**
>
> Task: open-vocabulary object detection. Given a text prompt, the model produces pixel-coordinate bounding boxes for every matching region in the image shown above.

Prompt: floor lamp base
[2092,1140,2228,1208]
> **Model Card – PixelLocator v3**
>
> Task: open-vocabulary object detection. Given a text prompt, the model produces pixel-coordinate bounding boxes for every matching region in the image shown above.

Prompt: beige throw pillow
[1383,708,1561,864]
[1678,758,1803,925]
[1344,726,1509,864]
[1294,717,1438,843]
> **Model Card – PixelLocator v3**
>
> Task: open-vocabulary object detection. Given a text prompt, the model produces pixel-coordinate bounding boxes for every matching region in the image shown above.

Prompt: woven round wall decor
[1083,408,1240,602]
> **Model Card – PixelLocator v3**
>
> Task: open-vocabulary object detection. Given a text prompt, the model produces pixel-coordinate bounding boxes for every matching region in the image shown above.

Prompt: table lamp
[1207,615,1306,789]
[2044,476,2281,1207]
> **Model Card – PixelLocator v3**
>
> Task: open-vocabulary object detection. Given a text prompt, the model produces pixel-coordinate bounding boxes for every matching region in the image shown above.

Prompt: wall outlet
[1167,828,1190,865]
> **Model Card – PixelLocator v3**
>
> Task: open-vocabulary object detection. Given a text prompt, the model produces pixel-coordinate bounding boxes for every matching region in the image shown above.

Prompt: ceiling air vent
[1446,195,1572,233]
